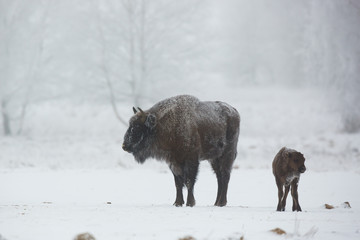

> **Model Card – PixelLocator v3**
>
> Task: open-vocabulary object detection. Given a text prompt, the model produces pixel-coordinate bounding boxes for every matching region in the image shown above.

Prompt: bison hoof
[174,201,184,207]
[214,202,227,207]
[276,207,285,211]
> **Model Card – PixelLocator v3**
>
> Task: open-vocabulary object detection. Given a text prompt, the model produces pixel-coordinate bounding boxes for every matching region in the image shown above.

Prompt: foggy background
[1,2,360,239]
[1,0,359,137]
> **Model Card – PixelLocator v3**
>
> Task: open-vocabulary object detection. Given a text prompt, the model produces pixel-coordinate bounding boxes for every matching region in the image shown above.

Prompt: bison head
[284,150,306,173]
[122,107,157,163]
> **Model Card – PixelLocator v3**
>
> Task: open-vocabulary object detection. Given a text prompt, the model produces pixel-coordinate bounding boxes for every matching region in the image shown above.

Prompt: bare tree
[0,0,48,135]
[93,0,128,126]
[91,0,206,123]
[217,0,307,86]
[304,0,360,132]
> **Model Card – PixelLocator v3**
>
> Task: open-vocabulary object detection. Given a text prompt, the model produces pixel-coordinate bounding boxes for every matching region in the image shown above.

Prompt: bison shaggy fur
[122,95,240,207]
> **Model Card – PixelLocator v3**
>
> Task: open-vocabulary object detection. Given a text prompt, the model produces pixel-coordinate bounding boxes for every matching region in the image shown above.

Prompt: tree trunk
[16,101,28,135]
[94,0,128,126]
[1,100,12,136]
[138,0,147,105]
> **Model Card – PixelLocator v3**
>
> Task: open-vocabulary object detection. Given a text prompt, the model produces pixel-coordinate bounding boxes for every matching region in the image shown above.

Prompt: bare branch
[94,0,128,126]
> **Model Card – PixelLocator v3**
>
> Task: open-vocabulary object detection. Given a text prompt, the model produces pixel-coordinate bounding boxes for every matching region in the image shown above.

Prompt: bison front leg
[184,161,199,207]
[172,174,185,207]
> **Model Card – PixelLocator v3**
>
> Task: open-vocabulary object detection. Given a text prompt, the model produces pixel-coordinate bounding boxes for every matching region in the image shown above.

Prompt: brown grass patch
[270,228,286,235]
[325,204,334,209]
[74,233,96,240]
[178,236,196,240]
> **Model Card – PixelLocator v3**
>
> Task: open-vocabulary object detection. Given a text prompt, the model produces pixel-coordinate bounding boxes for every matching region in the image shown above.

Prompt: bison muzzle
[122,95,240,207]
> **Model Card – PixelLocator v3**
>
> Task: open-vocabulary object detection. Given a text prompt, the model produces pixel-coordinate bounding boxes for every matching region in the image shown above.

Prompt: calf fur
[272,147,306,211]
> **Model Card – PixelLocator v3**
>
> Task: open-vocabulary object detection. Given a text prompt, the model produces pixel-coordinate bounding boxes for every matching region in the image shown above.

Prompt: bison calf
[272,147,306,211]
[122,95,240,207]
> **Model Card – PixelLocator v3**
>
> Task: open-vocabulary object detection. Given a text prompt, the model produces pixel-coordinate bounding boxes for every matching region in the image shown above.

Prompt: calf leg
[276,178,290,211]
[291,180,302,211]
[280,185,290,211]
[276,180,284,211]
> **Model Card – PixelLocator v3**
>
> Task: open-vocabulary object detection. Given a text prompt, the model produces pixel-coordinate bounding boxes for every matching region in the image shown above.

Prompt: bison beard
[122,95,240,207]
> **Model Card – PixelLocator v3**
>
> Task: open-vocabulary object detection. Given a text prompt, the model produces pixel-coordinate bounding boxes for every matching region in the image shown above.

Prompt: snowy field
[1,87,360,240]
[0,169,359,240]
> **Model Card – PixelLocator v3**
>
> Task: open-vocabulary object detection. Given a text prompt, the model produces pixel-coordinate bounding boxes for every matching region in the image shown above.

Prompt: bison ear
[145,114,157,129]
[133,107,137,114]
[282,150,291,159]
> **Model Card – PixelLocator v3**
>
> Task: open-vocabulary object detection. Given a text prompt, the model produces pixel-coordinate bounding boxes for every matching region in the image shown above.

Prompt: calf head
[284,150,306,173]
[122,107,157,163]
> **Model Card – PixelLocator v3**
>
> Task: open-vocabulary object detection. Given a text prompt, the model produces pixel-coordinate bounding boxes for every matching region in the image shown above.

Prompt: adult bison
[122,95,240,207]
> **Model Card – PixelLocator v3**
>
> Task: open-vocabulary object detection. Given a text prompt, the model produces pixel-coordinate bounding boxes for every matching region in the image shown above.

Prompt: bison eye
[130,125,140,133]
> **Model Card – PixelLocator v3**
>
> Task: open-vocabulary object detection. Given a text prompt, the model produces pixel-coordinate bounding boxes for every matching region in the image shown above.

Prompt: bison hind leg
[212,131,238,207]
[211,157,233,207]
[214,171,230,207]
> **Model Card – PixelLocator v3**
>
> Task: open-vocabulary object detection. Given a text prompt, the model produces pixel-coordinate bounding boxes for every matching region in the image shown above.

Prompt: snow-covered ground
[1,168,359,240]
[1,86,359,239]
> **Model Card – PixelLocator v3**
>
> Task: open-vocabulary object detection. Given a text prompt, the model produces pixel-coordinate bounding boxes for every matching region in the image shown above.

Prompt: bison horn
[132,107,137,114]
[138,107,145,114]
